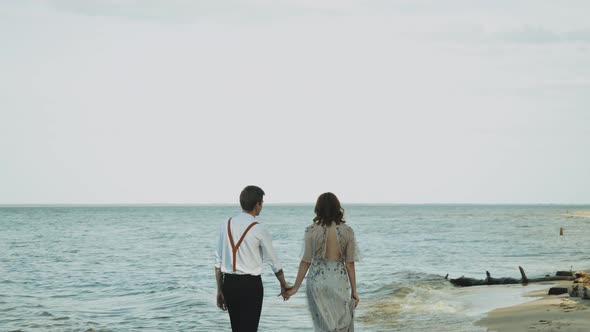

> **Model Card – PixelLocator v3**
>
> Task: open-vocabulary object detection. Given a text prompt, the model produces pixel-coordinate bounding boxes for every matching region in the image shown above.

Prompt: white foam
[451,284,547,317]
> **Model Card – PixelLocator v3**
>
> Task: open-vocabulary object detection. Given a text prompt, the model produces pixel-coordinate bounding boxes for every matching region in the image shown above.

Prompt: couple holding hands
[214,186,360,332]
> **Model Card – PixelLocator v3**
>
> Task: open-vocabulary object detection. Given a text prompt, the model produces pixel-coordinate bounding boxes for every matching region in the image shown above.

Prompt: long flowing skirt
[306,259,355,332]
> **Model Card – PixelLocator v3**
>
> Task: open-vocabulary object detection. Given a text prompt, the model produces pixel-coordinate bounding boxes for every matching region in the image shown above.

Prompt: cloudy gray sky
[1,0,589,204]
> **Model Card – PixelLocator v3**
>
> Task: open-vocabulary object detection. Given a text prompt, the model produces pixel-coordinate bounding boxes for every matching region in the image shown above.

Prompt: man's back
[216,212,282,276]
[214,185,289,332]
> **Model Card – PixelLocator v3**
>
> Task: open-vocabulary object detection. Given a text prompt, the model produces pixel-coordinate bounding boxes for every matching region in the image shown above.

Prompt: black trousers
[222,273,264,332]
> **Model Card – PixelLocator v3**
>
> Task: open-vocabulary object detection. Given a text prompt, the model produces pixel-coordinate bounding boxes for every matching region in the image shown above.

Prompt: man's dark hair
[240,185,265,211]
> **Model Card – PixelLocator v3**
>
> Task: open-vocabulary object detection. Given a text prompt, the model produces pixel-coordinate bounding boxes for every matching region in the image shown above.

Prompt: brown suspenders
[227,218,259,273]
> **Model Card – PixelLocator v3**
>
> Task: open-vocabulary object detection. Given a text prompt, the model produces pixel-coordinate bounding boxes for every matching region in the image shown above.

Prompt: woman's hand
[286,285,299,298]
[279,284,292,301]
[351,292,360,308]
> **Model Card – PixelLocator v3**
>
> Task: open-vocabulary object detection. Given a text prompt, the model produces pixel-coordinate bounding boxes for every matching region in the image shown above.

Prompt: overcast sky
[1,1,589,204]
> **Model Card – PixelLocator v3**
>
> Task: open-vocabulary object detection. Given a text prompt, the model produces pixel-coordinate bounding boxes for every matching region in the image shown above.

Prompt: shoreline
[476,280,590,331]
[561,210,590,218]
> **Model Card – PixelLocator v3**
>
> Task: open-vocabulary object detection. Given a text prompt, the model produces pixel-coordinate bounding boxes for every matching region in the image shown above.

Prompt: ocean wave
[358,271,463,329]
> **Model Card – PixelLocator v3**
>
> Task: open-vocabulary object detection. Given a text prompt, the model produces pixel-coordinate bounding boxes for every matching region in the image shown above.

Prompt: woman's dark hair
[240,185,265,211]
[313,192,345,226]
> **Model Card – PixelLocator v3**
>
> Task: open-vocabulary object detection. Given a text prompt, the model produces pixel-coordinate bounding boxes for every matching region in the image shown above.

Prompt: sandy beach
[560,210,590,219]
[477,280,590,332]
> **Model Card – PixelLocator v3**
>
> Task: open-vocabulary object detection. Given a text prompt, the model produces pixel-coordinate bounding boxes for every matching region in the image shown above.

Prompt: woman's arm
[286,260,311,297]
[346,262,359,308]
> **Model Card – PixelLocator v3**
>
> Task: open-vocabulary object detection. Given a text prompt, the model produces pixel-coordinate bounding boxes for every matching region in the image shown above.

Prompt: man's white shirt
[215,212,282,275]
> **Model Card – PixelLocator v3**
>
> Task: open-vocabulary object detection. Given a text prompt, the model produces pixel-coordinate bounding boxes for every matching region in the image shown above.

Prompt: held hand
[351,292,360,308]
[286,285,299,298]
[278,283,292,301]
[217,291,227,311]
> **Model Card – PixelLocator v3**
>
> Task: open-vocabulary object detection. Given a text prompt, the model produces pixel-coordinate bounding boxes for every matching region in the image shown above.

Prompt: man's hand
[217,291,227,311]
[214,268,226,311]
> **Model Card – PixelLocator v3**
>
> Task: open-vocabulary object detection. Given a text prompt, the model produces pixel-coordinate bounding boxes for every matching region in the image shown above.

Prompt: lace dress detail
[301,224,359,332]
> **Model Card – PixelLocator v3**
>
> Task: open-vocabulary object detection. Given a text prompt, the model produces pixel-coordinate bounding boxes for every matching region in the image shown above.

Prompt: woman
[286,192,360,332]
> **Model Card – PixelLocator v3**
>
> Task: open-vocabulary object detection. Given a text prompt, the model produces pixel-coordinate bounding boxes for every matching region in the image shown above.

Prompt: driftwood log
[568,271,590,299]
[448,266,575,287]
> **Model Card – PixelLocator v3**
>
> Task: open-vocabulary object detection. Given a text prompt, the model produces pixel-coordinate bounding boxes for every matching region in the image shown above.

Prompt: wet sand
[476,280,590,332]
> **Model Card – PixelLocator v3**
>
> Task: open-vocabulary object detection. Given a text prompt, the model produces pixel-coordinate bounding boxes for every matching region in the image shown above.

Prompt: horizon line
[1,202,590,207]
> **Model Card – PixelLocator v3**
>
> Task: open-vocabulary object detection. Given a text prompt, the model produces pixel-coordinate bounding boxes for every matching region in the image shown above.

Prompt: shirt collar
[240,212,256,221]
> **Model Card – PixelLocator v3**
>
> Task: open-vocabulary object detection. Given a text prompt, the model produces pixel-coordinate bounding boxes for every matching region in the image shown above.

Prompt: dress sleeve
[301,226,313,263]
[345,227,360,263]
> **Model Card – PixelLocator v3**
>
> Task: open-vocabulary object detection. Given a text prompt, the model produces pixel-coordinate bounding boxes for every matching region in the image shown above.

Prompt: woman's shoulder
[337,223,355,234]
[304,224,318,233]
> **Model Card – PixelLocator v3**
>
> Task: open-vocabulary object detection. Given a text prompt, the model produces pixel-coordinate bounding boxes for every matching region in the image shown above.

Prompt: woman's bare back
[324,224,342,260]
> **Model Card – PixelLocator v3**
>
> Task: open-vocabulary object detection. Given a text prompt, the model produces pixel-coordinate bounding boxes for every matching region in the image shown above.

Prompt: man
[215,185,290,332]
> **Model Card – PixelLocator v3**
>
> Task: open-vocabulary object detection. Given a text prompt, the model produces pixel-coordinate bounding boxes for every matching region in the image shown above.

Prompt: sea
[1,204,589,332]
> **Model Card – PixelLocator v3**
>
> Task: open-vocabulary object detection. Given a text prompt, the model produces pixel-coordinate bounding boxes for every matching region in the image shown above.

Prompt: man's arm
[214,223,227,311]
[259,227,283,273]
[258,227,290,295]
[274,269,289,288]
[215,267,227,311]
